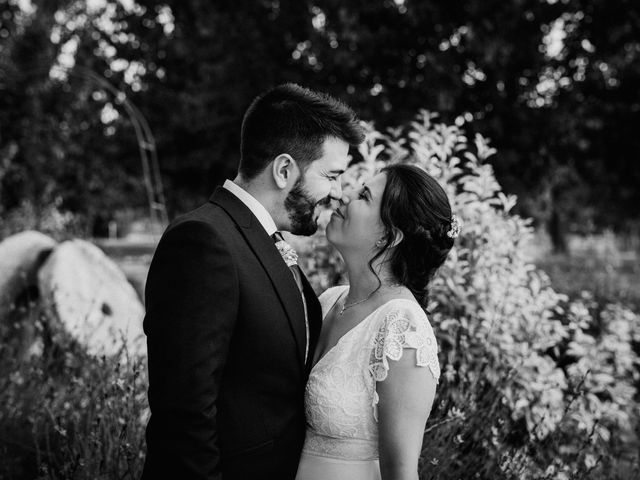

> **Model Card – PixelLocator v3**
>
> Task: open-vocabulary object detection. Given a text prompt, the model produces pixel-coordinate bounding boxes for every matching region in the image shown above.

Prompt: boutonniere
[275,240,299,267]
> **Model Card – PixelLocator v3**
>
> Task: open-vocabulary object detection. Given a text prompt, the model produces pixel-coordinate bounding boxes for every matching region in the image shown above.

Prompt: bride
[295,164,459,480]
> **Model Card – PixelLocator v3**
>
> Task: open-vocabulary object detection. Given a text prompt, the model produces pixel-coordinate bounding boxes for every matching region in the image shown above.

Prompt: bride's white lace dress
[295,286,440,480]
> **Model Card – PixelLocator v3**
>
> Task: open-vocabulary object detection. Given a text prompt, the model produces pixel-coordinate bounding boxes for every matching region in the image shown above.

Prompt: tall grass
[0,333,148,480]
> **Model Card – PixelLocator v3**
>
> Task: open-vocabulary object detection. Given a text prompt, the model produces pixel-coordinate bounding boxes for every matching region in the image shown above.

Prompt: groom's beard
[285,177,330,236]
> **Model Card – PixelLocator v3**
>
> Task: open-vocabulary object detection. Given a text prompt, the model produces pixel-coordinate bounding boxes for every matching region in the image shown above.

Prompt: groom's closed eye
[323,169,345,180]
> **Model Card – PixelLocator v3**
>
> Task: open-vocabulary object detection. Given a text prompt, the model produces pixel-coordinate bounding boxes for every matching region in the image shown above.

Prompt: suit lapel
[210,187,307,366]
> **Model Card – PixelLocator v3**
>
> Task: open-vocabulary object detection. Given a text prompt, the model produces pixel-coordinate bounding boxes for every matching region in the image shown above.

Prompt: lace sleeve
[368,305,440,418]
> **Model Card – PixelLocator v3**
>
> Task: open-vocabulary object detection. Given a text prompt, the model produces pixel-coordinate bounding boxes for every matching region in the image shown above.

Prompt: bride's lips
[332,208,344,219]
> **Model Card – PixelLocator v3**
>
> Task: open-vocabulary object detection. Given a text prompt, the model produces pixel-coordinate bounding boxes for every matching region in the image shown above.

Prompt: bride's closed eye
[358,186,371,201]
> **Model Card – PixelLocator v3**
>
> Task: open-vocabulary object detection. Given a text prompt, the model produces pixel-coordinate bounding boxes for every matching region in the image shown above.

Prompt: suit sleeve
[142,220,238,480]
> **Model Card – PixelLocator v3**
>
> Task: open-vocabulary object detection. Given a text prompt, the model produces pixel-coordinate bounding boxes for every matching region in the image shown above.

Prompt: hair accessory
[447,215,462,239]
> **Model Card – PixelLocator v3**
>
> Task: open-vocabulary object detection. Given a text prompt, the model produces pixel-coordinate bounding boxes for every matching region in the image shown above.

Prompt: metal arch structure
[17,64,169,234]
[70,66,169,233]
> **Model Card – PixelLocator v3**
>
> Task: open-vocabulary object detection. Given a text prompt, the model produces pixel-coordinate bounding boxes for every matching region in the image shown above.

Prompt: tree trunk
[548,204,568,254]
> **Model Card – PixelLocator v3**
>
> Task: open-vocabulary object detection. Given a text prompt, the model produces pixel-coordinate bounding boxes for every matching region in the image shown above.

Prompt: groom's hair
[238,83,365,180]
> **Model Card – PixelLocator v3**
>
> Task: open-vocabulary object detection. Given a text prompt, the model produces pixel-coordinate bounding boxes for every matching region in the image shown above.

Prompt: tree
[0,0,146,236]
[2,0,638,243]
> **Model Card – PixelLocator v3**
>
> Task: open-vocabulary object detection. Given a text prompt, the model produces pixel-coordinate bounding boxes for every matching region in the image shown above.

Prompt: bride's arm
[376,355,437,480]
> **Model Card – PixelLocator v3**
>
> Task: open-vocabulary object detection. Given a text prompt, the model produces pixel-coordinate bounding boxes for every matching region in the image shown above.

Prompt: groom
[141,84,364,480]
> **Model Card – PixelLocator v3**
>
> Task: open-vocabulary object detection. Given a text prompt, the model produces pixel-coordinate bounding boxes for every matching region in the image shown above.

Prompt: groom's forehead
[314,141,350,169]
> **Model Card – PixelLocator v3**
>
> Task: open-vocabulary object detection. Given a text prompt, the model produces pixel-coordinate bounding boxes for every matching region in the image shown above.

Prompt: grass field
[528,231,640,309]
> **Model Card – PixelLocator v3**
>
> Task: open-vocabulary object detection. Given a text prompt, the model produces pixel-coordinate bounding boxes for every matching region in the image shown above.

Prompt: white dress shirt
[223,180,277,236]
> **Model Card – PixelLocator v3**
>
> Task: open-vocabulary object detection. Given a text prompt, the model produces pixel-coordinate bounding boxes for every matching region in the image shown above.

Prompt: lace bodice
[302,286,440,461]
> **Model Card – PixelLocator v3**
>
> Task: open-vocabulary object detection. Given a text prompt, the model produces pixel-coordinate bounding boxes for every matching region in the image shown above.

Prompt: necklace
[338,283,402,316]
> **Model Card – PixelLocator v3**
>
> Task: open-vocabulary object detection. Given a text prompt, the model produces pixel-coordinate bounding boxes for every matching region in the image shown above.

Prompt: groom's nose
[328,181,342,201]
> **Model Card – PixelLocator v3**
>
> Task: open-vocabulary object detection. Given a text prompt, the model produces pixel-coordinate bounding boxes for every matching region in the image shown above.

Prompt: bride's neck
[342,252,395,301]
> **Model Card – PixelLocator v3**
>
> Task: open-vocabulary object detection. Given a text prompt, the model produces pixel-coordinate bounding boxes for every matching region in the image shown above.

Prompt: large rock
[38,239,146,358]
[0,230,57,320]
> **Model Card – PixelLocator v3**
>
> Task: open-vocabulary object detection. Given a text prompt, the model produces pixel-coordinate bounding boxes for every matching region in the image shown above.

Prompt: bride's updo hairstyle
[374,164,455,308]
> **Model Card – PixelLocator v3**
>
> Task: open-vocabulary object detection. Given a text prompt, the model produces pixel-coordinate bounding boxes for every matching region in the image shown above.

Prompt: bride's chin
[325,224,339,245]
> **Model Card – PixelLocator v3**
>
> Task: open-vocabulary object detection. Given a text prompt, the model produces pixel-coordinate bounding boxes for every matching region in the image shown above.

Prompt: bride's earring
[375,239,385,248]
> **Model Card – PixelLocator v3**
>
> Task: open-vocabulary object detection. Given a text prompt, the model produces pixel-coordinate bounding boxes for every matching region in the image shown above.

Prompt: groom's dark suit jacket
[141,187,322,480]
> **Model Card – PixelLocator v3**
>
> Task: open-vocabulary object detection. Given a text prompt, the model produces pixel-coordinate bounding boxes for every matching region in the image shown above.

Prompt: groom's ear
[272,154,299,189]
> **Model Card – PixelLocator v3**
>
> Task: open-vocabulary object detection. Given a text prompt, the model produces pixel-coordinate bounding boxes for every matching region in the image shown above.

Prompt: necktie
[272,232,309,364]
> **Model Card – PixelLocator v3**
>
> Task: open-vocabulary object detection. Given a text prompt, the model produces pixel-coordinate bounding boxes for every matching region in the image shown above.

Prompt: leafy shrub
[293,111,640,479]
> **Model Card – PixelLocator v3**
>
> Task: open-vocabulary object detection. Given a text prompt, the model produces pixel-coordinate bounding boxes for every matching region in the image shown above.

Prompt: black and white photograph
[1,0,639,479]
